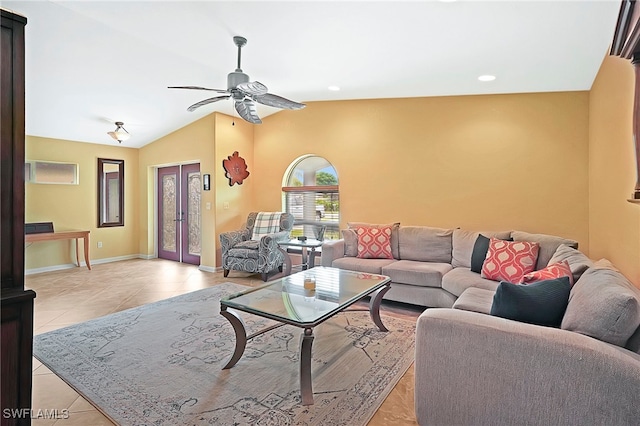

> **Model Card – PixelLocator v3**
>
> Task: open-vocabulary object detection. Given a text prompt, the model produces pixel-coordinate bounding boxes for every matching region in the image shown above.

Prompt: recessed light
[478,75,496,82]
[328,85,340,91]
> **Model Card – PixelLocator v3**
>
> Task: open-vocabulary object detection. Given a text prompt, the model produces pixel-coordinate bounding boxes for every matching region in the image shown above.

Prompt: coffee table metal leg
[220,307,247,369]
[369,284,391,332]
[300,328,314,405]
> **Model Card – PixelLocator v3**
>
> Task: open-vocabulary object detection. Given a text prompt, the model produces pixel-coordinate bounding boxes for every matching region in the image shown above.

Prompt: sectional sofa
[320,223,578,308]
[320,222,640,425]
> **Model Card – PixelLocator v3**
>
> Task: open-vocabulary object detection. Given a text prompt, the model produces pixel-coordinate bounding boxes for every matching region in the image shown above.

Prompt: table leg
[308,247,316,268]
[301,247,308,270]
[300,328,314,405]
[83,235,91,270]
[75,238,80,267]
[221,307,247,369]
[369,284,391,332]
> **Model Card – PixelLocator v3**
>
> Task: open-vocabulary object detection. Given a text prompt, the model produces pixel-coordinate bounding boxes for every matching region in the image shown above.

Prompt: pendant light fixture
[107,121,130,143]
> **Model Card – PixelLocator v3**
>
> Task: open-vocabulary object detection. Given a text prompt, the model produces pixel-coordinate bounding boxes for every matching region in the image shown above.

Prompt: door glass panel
[187,172,201,255]
[162,174,177,252]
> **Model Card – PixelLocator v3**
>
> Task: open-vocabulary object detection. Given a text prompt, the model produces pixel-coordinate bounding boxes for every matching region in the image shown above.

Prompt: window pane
[283,155,339,240]
[27,161,78,184]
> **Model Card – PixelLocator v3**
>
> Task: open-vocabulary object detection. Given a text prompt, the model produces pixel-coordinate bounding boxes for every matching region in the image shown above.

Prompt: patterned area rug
[34,283,415,425]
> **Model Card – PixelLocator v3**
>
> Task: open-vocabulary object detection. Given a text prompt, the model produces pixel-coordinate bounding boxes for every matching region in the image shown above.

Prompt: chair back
[246,212,295,235]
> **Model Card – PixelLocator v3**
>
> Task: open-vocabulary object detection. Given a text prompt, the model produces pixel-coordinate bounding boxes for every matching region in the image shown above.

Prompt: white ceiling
[3,0,622,148]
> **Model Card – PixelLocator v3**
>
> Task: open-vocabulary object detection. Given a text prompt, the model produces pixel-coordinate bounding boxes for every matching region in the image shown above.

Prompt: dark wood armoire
[1,8,36,426]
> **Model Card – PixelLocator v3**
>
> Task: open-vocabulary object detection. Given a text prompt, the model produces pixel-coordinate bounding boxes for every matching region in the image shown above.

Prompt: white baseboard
[198,265,218,273]
[25,254,147,275]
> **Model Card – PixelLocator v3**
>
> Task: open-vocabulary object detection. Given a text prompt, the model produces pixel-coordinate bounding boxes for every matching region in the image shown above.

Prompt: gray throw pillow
[341,229,358,257]
[548,244,593,283]
[561,260,640,347]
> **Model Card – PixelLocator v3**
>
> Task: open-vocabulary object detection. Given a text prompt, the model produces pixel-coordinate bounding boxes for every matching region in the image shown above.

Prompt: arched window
[282,155,339,240]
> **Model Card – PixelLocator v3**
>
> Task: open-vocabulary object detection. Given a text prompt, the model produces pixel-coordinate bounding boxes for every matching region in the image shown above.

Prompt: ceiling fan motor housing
[228,71,249,91]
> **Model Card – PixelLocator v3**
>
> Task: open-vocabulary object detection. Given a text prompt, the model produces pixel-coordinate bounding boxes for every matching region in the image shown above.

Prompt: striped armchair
[220,212,295,281]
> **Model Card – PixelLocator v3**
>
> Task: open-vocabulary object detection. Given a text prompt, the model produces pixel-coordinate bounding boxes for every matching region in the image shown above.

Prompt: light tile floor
[28,258,422,425]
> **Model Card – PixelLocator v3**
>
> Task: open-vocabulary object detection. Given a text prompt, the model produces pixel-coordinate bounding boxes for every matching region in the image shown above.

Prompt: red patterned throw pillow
[356,226,393,259]
[518,260,574,286]
[481,238,539,283]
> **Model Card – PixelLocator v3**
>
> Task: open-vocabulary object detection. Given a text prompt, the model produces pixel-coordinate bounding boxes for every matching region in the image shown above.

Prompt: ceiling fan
[168,36,305,124]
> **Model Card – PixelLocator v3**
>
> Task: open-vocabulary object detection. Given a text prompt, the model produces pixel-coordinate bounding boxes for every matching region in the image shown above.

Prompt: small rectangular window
[26,161,79,185]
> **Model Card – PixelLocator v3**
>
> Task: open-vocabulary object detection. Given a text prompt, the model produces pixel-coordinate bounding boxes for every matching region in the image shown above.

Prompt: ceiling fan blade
[236,81,268,96]
[187,95,231,112]
[253,93,306,110]
[168,86,228,93]
[234,99,262,124]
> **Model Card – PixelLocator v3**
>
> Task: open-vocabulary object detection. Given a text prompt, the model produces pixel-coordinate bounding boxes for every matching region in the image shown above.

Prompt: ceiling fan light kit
[107,121,130,143]
[169,36,305,124]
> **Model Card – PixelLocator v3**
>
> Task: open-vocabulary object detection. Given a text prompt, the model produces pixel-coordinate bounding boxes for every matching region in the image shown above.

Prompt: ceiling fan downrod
[233,36,247,72]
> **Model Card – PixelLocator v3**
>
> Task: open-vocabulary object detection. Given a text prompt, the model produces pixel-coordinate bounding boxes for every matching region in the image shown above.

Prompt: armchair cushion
[227,240,260,259]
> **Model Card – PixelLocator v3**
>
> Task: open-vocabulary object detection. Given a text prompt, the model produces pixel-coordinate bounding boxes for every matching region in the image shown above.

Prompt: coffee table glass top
[221,267,390,326]
[278,238,324,248]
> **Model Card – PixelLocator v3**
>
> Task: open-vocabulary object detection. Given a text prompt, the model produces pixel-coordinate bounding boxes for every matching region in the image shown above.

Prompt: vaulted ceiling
[3,0,622,148]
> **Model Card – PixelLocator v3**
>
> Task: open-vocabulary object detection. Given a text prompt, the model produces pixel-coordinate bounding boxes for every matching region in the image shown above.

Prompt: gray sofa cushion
[511,231,578,270]
[441,267,499,297]
[381,260,452,288]
[452,287,495,314]
[348,222,400,259]
[548,244,593,283]
[561,260,640,347]
[398,226,453,263]
[451,229,512,268]
[331,256,397,275]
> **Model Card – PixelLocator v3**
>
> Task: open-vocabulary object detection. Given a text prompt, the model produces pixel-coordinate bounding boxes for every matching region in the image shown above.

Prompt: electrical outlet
[97,241,103,248]
[223,202,229,210]
[206,202,211,210]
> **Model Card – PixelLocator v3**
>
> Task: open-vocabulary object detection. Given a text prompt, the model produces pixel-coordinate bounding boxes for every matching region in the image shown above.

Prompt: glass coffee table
[220,266,391,405]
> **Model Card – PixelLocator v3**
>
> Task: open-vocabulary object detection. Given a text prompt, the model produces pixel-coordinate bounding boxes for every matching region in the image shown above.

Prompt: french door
[157,163,201,265]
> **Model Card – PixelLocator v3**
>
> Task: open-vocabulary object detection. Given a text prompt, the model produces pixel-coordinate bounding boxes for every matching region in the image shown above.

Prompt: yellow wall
[213,113,254,266]
[589,55,640,286]
[25,60,639,284]
[254,93,591,250]
[25,136,139,270]
[137,112,254,270]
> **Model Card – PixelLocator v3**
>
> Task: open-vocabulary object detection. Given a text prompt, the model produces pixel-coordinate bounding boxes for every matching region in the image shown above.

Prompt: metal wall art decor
[223,151,250,186]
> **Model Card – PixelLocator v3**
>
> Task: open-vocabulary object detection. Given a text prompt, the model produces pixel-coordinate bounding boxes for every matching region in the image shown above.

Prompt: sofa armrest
[415,308,640,426]
[219,229,251,254]
[320,239,345,267]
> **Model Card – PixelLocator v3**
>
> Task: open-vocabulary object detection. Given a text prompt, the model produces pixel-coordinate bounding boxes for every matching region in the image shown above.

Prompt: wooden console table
[25,230,91,270]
